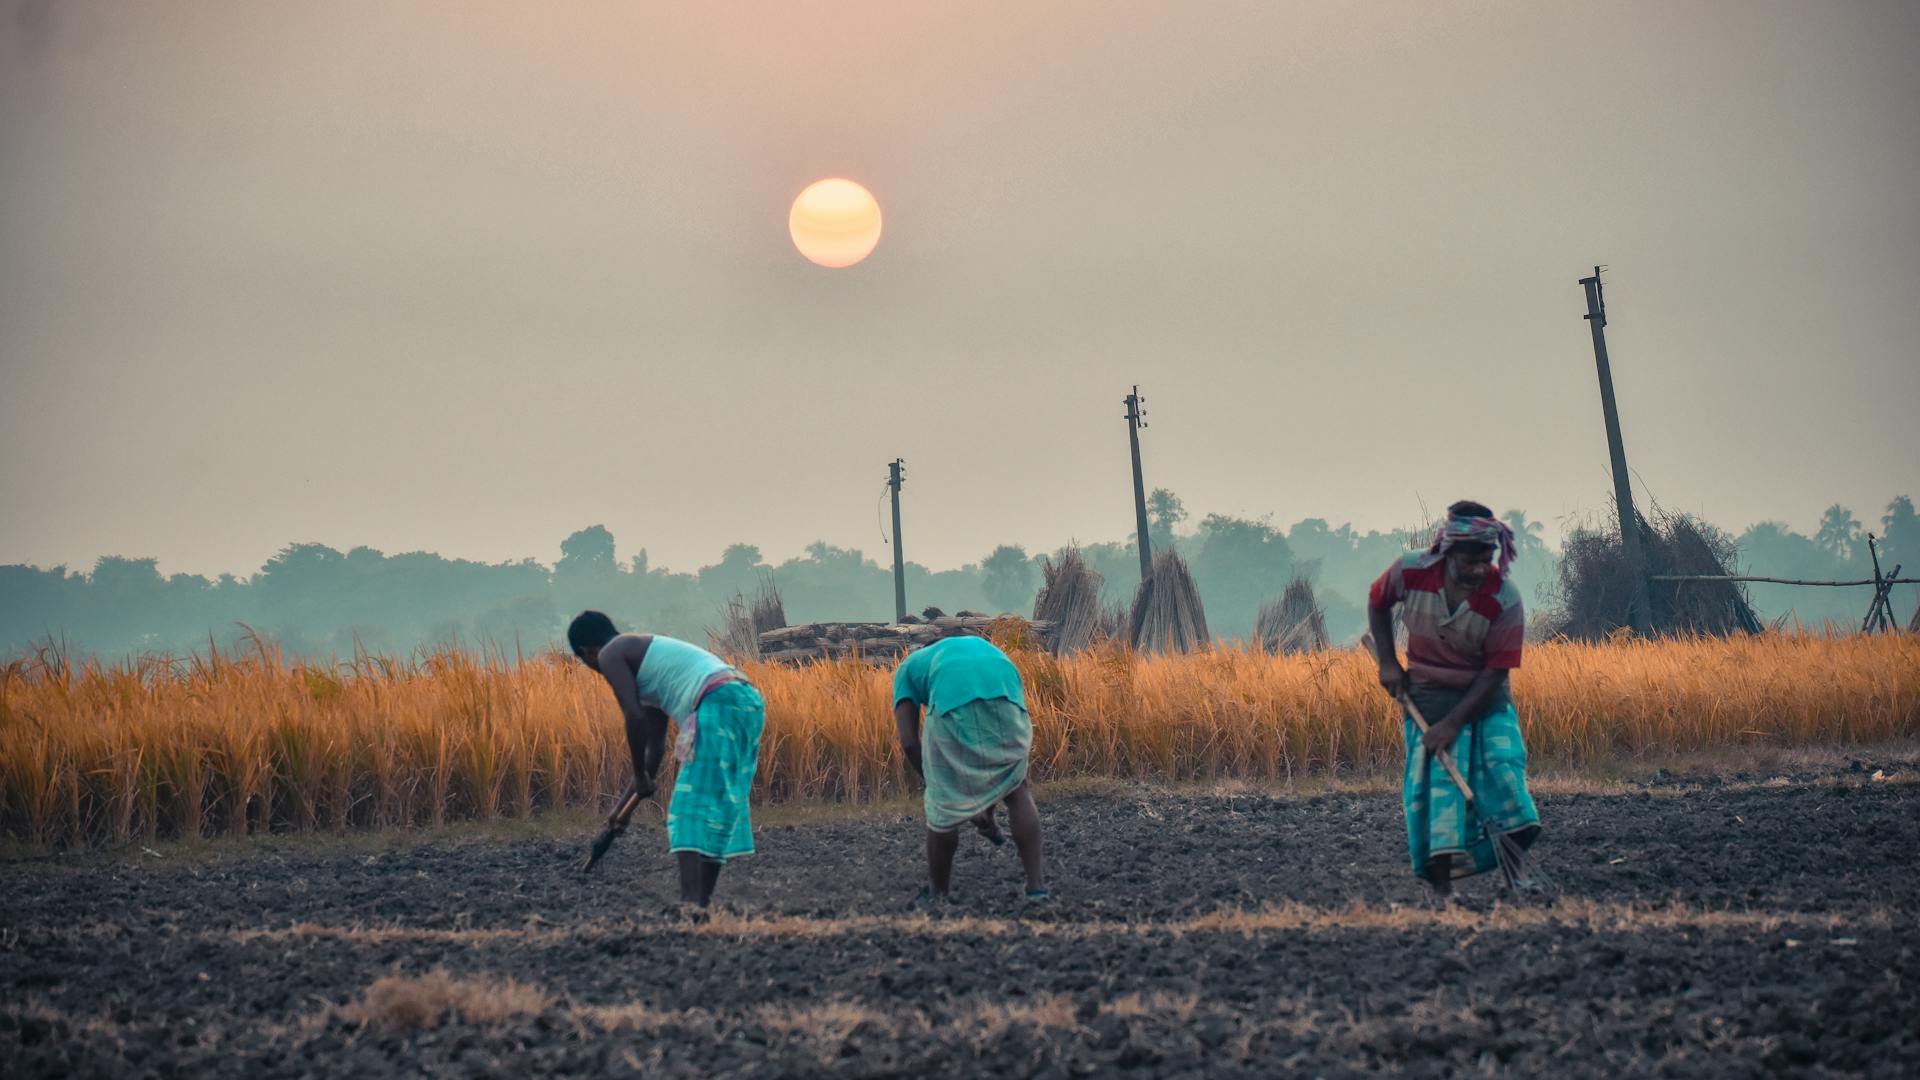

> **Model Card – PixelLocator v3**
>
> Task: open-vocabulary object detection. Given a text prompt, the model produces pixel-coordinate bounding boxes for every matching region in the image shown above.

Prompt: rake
[1399,693,1544,892]
[580,779,649,874]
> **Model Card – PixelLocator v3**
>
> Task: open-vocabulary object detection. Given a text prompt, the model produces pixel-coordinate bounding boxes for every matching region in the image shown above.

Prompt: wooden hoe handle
[1399,693,1477,804]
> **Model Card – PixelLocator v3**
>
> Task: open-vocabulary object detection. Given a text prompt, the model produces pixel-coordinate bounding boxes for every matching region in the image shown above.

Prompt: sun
[788,179,883,268]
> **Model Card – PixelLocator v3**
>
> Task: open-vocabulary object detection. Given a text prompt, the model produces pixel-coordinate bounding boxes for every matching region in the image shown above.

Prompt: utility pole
[887,458,907,623]
[1124,386,1153,581]
[1579,267,1652,635]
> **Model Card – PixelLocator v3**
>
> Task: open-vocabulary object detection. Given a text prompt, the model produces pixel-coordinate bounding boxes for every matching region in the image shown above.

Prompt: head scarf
[1428,512,1517,573]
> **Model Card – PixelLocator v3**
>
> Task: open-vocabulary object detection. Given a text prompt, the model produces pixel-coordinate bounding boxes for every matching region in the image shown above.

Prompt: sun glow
[788,179,883,268]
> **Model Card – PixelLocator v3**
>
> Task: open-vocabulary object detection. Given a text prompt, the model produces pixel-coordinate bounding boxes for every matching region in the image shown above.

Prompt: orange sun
[788,179,883,268]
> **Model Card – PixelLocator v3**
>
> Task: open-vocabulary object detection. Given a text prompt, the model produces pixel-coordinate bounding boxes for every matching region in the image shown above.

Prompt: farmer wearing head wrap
[1367,501,1540,898]
[892,635,1047,903]
[567,612,764,907]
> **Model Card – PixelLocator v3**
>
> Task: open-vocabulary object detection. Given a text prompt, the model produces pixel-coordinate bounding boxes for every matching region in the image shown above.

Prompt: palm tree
[1813,504,1862,565]
[1501,510,1550,565]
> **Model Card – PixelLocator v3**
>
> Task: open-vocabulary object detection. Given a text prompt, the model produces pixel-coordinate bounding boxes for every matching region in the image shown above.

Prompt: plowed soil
[5,763,1917,1078]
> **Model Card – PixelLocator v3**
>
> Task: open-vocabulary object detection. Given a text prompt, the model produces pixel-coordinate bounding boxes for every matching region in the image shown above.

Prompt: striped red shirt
[1367,552,1524,688]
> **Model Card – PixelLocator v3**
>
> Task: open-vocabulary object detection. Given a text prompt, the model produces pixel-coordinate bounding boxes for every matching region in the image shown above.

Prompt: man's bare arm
[1423,668,1507,754]
[595,635,662,791]
[1368,604,1406,699]
[893,700,925,778]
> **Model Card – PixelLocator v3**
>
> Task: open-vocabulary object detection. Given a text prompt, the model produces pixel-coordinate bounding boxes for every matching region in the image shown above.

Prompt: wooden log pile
[757,616,1054,665]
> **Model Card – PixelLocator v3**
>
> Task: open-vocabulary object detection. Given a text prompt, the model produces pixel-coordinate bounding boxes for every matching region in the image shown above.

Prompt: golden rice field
[1,633,1915,848]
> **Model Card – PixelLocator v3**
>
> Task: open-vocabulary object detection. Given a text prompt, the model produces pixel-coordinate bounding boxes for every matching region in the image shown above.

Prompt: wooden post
[887,459,907,623]
[1124,386,1152,581]
[1580,267,1653,635]
[1863,534,1898,633]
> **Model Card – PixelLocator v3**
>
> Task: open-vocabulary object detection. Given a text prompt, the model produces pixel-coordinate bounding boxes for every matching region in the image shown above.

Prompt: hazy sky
[4,1,1916,579]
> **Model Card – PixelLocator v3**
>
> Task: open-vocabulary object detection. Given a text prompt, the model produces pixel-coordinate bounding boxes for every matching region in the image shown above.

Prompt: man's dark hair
[1447,499,1495,519]
[567,610,619,656]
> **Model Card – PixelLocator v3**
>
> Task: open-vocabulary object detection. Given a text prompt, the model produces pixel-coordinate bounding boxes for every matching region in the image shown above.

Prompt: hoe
[580,779,650,873]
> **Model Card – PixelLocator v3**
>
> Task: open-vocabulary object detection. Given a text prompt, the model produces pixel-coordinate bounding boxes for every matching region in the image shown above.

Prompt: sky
[3,1,1916,579]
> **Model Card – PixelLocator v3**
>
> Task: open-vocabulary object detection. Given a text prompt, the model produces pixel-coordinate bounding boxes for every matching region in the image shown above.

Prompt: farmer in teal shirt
[892,636,1047,902]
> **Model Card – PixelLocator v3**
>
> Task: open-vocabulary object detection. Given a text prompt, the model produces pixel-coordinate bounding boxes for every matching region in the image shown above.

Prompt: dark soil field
[5,763,1917,1078]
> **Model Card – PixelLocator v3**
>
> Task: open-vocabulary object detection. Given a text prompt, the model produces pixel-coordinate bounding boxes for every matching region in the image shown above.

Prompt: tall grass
[2,633,1914,848]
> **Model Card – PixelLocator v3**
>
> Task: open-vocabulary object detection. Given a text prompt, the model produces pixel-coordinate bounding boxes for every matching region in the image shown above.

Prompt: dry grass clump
[333,969,551,1030]
[1129,550,1209,653]
[2,633,1915,848]
[1256,576,1330,655]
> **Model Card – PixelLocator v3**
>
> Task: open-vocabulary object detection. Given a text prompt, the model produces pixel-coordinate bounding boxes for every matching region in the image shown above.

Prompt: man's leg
[1425,856,1453,899]
[677,851,723,906]
[1004,781,1045,894]
[926,827,960,897]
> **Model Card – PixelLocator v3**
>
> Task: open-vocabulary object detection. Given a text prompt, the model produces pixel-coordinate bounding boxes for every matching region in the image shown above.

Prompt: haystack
[1551,506,1761,638]
[1256,575,1329,654]
[1129,550,1210,653]
[709,578,787,663]
[1032,547,1106,655]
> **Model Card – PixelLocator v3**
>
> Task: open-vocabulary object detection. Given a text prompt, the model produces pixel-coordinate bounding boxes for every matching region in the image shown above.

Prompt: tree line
[2,493,1910,660]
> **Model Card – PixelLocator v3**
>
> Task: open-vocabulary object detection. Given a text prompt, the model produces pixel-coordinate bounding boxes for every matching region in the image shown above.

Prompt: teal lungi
[666,681,765,861]
[923,697,1032,833]
[1402,682,1541,878]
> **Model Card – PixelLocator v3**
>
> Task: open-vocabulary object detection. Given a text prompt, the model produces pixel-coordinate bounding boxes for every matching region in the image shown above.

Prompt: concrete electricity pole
[887,458,907,623]
[1579,267,1652,635]
[1124,386,1153,581]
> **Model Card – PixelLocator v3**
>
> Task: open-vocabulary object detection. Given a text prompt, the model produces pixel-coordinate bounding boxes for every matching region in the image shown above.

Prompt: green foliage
[980,545,1039,614]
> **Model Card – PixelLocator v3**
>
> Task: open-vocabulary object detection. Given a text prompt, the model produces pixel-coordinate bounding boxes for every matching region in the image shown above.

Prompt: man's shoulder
[1397,552,1446,591]
[1490,574,1525,611]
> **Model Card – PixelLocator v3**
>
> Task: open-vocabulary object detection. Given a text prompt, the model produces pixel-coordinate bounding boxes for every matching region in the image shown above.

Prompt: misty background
[2,3,1916,657]
[3,492,1913,659]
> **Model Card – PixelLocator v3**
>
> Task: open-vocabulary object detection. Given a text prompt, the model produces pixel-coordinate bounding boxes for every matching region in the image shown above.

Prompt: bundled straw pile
[1032,547,1107,655]
[1551,507,1762,638]
[710,579,787,663]
[1129,550,1210,653]
[1256,575,1330,654]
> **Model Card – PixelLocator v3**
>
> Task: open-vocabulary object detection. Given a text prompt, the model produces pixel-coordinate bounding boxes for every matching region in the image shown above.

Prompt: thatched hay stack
[1552,507,1762,639]
[749,580,786,638]
[1032,547,1106,655]
[709,579,787,663]
[1129,550,1210,653]
[710,597,758,663]
[1257,575,1330,654]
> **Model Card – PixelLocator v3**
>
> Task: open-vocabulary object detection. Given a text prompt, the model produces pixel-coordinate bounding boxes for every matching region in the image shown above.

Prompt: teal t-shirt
[892,636,1026,717]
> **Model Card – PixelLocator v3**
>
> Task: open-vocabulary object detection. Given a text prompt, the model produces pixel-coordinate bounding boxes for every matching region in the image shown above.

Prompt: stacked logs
[757,615,1053,665]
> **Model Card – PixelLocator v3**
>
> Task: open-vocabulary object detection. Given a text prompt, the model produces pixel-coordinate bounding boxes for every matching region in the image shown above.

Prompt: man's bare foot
[972,810,1007,847]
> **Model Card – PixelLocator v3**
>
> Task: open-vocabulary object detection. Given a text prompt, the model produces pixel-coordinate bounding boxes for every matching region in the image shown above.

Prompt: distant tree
[980,545,1038,614]
[698,543,767,610]
[1879,496,1917,565]
[1190,514,1295,642]
[1878,496,1919,622]
[1146,488,1188,550]
[557,525,617,576]
[1814,504,1863,565]
[1502,511,1550,565]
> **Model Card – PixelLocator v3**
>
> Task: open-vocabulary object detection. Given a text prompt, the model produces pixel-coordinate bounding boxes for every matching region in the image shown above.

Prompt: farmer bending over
[568,611,765,907]
[892,635,1047,903]
[1367,501,1541,898]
